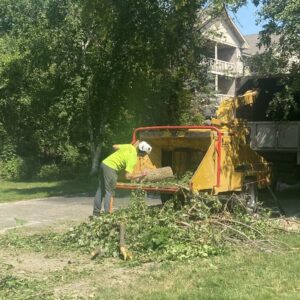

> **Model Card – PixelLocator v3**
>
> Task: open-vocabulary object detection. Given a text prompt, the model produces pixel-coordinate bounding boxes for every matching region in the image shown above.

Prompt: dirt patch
[52,261,155,299]
[273,218,300,232]
[0,243,155,299]
[53,280,97,299]
[0,249,92,277]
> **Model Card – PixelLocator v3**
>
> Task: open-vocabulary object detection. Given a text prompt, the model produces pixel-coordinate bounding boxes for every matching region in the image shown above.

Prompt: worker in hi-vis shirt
[93,141,152,216]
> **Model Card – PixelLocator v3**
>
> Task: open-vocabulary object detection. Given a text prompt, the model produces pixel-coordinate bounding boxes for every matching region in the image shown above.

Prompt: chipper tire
[242,178,258,213]
[160,193,185,210]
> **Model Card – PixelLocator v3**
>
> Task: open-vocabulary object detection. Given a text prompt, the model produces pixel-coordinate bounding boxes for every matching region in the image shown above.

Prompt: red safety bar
[116,183,179,194]
[131,126,223,187]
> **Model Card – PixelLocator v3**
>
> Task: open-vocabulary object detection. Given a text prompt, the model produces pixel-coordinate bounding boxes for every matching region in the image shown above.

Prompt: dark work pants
[93,163,118,215]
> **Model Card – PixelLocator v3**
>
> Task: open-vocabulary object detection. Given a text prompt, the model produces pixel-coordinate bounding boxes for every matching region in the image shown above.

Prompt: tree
[0,0,245,178]
[247,0,300,119]
[0,0,92,177]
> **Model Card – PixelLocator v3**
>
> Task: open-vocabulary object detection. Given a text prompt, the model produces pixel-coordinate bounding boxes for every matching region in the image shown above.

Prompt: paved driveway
[0,192,161,233]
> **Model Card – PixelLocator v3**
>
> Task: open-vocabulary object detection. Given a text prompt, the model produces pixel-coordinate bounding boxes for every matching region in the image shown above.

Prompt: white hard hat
[138,141,152,154]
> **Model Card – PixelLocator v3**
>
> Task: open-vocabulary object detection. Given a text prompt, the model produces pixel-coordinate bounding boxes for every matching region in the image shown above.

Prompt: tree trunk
[143,167,174,182]
[119,222,125,247]
[90,143,102,175]
[85,74,106,176]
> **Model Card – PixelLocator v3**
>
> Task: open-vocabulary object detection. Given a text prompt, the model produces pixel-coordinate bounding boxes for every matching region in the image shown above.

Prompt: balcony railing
[207,58,244,76]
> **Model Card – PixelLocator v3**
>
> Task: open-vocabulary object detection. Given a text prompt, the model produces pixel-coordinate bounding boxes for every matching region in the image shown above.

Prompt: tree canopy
[247,0,300,119]
[0,0,247,179]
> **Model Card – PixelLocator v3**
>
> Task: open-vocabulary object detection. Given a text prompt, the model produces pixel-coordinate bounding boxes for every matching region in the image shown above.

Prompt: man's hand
[141,169,148,176]
[137,169,149,182]
[125,169,149,181]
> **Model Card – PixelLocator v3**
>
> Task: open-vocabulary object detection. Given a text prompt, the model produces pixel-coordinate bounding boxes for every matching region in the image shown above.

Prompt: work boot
[89,214,100,221]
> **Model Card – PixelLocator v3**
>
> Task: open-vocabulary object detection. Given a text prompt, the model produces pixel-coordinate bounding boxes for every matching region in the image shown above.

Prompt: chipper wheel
[242,178,258,213]
[160,193,172,205]
[160,193,185,209]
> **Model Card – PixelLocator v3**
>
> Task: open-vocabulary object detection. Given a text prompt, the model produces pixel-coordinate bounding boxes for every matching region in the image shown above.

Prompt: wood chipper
[116,91,272,206]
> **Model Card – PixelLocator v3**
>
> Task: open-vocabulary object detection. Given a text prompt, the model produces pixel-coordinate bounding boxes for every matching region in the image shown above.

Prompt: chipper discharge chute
[116,91,272,204]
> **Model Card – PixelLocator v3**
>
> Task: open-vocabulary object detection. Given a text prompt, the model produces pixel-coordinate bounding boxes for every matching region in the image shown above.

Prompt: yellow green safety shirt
[102,144,137,173]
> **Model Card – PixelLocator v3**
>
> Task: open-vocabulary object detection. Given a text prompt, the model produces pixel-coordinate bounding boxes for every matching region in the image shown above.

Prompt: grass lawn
[121,233,300,300]
[1,179,299,299]
[0,230,299,300]
[0,176,97,203]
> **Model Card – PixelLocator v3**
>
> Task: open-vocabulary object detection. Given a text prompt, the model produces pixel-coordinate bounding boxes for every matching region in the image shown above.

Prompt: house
[243,34,265,56]
[203,11,251,102]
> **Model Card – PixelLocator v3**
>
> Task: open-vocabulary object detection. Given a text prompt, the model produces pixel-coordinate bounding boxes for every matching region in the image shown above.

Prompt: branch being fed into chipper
[141,166,174,182]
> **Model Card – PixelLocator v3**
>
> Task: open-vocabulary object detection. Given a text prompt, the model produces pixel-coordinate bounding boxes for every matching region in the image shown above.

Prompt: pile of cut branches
[58,191,274,262]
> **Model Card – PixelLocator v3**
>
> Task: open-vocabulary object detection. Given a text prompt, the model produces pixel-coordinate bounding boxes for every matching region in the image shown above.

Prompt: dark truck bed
[248,121,300,182]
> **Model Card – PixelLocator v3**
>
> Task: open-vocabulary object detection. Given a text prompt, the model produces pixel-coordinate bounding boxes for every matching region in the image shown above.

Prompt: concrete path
[0,196,93,233]
[0,188,299,234]
[0,192,161,233]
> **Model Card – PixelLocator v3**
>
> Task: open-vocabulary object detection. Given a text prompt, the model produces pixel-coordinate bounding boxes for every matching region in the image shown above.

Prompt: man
[93,141,152,216]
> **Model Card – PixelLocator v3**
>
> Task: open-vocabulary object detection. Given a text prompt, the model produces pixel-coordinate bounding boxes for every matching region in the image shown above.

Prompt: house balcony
[207,58,244,76]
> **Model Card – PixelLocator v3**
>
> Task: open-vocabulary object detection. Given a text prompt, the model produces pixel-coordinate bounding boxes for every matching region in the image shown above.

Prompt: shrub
[0,156,24,180]
[20,157,41,179]
[60,145,81,168]
[36,164,60,180]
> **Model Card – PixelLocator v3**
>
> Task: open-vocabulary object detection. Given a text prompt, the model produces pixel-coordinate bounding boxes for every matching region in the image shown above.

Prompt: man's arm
[112,144,120,150]
[125,170,148,181]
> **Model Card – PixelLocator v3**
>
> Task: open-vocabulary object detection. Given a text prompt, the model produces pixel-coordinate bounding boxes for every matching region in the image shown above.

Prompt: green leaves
[0,0,251,178]
[244,0,300,119]
[141,226,175,251]
[267,85,299,120]
[54,191,271,262]
[0,187,272,263]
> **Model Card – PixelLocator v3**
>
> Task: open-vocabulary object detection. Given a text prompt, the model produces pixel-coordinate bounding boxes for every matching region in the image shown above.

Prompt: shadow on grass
[260,187,300,218]
[0,177,97,201]
[0,176,133,202]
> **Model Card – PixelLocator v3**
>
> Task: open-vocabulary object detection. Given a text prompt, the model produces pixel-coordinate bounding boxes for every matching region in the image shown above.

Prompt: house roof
[223,10,249,49]
[202,9,249,49]
[243,34,280,56]
[243,34,263,55]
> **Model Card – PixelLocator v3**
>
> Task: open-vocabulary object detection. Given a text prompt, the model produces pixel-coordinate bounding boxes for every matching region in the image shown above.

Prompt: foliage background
[1,0,299,180]
[0,0,216,180]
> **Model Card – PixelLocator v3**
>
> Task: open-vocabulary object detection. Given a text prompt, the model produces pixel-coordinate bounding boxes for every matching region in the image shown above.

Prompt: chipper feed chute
[115,125,271,197]
[115,126,223,195]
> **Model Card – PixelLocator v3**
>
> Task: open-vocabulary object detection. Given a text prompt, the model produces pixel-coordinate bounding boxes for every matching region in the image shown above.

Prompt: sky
[229,2,265,35]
